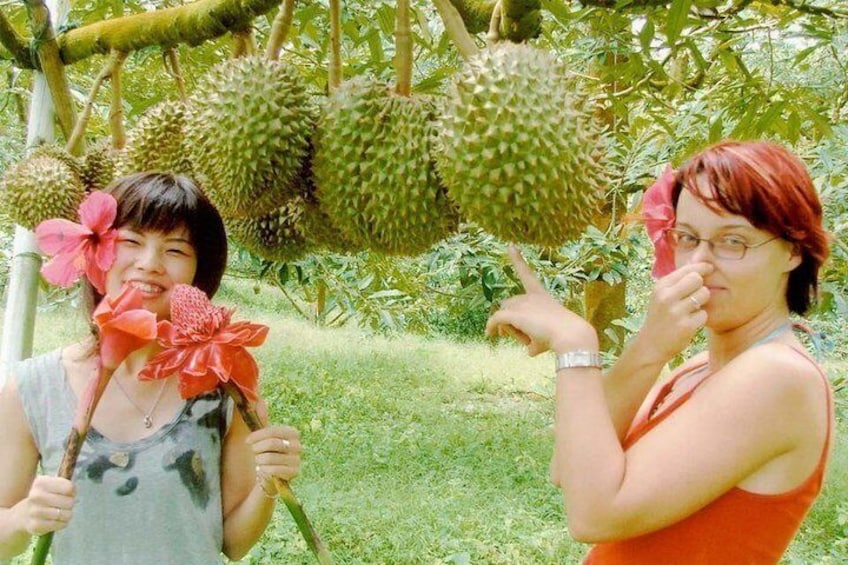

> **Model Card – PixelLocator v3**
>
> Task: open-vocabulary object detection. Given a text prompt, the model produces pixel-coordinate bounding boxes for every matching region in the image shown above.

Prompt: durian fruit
[125,100,193,175]
[227,197,311,262]
[1,155,86,229]
[436,43,608,246]
[81,139,119,191]
[30,144,84,183]
[313,78,459,255]
[185,55,316,218]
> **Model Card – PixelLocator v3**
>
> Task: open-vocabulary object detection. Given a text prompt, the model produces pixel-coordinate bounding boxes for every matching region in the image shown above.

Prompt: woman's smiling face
[105,226,198,320]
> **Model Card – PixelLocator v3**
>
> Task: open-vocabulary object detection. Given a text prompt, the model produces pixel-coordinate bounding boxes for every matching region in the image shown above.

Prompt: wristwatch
[555,350,603,371]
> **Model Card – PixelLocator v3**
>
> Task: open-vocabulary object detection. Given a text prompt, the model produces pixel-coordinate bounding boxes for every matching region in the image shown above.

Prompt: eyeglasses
[663,228,780,260]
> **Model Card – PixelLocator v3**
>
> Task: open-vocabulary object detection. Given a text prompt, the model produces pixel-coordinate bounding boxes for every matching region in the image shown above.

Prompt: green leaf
[665,0,692,47]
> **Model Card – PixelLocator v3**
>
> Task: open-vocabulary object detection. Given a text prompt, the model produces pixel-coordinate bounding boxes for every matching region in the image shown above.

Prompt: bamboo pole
[265,0,296,61]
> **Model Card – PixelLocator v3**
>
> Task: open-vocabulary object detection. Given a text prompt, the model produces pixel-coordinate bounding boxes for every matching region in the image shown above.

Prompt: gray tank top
[15,349,231,564]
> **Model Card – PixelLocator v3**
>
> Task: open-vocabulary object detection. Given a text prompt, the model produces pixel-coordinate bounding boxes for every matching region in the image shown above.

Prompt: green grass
[4,277,847,564]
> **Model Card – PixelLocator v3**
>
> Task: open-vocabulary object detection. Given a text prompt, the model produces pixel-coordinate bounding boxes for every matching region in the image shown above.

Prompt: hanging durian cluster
[185,55,316,219]
[1,150,86,229]
[124,100,193,175]
[313,78,459,255]
[436,43,608,247]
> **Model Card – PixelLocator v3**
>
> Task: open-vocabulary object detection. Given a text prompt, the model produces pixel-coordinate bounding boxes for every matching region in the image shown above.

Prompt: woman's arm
[220,406,301,560]
[0,376,76,559]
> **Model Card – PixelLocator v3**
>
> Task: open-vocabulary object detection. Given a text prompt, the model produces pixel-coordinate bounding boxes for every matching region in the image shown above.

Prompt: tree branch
[57,0,281,65]
[163,47,187,102]
[395,0,412,96]
[0,8,35,69]
[769,0,848,18]
[328,0,342,92]
[65,49,126,155]
[109,52,126,149]
[265,0,296,61]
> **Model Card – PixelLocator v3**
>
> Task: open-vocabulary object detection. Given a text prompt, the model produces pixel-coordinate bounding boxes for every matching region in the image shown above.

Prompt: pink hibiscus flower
[642,165,677,278]
[35,191,119,294]
[139,284,269,402]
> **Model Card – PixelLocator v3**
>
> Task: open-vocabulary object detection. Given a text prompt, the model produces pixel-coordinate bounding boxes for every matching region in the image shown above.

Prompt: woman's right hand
[637,262,713,364]
[21,476,76,536]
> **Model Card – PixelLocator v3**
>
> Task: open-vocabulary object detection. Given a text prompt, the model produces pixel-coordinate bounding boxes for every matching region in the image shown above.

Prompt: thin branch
[109,52,127,149]
[770,0,848,18]
[265,0,296,61]
[163,47,187,102]
[394,0,411,96]
[65,50,126,155]
[231,28,257,58]
[486,0,501,46]
[328,0,342,92]
[432,0,479,60]
[0,8,35,68]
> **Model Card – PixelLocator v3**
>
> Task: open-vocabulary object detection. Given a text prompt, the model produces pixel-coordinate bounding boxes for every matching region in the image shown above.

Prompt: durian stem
[394,0,412,96]
[109,52,127,150]
[25,0,81,155]
[232,28,257,58]
[221,382,334,565]
[65,50,126,156]
[164,47,187,102]
[431,0,478,60]
[327,0,342,92]
[265,0,296,61]
[486,0,502,45]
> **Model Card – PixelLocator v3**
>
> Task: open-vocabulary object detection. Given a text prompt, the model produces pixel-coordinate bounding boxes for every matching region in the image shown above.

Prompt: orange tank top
[585,346,833,565]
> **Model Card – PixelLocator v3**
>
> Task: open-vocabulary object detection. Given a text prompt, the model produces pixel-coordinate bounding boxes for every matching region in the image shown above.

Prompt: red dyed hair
[671,140,829,314]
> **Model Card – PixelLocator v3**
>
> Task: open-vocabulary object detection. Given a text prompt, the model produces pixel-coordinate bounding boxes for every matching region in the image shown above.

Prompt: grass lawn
[4,277,847,564]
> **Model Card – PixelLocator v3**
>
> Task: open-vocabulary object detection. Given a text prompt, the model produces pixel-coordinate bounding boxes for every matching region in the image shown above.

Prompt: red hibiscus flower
[642,165,677,278]
[93,285,159,371]
[139,284,269,402]
[35,191,119,294]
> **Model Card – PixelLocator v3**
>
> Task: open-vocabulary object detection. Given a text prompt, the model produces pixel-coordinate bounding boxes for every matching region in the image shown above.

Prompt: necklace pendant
[143,415,153,428]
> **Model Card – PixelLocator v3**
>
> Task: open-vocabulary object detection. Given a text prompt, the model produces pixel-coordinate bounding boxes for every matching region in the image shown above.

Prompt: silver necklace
[112,377,169,428]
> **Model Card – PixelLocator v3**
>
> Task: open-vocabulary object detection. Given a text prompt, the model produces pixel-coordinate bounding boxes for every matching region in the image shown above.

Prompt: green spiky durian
[185,55,316,218]
[227,197,311,262]
[2,155,85,229]
[30,144,84,183]
[313,78,459,255]
[81,139,119,191]
[436,43,607,246]
[125,100,193,175]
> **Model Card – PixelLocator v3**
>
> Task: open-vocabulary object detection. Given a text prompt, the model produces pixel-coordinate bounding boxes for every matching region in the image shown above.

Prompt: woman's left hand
[247,400,301,485]
[485,247,598,356]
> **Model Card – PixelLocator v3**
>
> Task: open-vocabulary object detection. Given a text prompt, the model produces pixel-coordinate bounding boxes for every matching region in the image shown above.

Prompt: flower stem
[31,362,113,565]
[222,382,334,565]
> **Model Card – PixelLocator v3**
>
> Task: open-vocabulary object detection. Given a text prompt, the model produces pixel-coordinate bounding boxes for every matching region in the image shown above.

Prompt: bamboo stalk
[222,382,334,565]
[265,0,296,61]
[394,0,412,96]
[431,0,478,60]
[328,0,342,92]
[65,50,126,155]
[164,48,187,102]
[109,53,127,149]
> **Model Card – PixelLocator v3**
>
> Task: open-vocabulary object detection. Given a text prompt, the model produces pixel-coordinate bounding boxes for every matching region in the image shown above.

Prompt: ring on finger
[54,507,62,521]
[688,295,700,310]
[281,439,291,449]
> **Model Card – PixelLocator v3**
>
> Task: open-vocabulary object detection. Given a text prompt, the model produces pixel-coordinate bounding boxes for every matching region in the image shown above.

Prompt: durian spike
[266,0,297,61]
[65,50,126,157]
[431,0,479,60]
[109,51,127,150]
[231,29,258,58]
[487,0,502,45]
[328,0,342,92]
[394,0,412,97]
[163,48,187,102]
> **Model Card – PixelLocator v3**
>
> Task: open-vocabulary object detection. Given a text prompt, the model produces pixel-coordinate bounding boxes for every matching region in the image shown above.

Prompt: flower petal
[35,219,90,255]
[79,191,118,234]
[40,251,85,288]
[641,166,678,279]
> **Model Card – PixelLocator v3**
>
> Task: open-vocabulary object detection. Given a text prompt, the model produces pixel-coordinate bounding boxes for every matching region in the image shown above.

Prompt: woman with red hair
[487,140,831,563]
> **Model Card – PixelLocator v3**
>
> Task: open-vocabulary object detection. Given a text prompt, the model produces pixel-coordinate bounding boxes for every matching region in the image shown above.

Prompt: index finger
[508,246,546,294]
